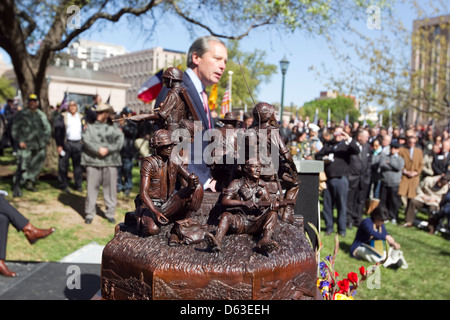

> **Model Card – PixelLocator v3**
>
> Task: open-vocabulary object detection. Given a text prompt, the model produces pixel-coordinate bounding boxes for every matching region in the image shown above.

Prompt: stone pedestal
[294,160,324,250]
[101,192,320,300]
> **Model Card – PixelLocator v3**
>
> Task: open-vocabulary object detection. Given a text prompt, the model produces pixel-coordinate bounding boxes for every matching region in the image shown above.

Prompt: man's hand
[19,142,27,149]
[154,210,169,225]
[188,174,200,190]
[98,147,109,157]
[244,200,258,210]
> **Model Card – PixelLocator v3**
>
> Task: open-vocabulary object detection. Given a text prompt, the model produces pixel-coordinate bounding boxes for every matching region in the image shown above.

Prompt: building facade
[99,47,185,112]
[47,62,130,114]
[68,39,127,63]
[409,14,449,127]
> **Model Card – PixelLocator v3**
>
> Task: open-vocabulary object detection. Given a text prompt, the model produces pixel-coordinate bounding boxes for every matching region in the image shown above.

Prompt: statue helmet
[252,102,274,123]
[162,67,183,82]
[150,129,175,148]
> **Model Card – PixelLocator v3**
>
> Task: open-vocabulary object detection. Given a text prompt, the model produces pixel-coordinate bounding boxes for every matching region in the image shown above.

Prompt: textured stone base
[101,192,319,300]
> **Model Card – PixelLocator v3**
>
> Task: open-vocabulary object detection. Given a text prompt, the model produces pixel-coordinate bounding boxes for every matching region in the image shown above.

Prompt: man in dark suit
[315,126,359,236]
[155,36,228,191]
[432,138,450,176]
[346,129,371,228]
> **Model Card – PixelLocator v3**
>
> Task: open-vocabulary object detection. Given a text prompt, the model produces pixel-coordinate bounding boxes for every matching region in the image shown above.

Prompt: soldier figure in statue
[209,112,240,191]
[120,67,198,139]
[247,102,299,224]
[205,158,279,255]
[134,129,204,244]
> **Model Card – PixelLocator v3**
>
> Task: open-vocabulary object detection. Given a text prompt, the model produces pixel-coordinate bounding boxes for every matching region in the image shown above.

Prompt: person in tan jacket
[398,134,423,201]
[404,173,449,227]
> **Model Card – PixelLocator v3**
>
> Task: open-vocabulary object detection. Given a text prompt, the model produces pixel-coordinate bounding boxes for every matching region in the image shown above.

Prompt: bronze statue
[100,68,320,301]
[209,112,240,191]
[134,129,204,244]
[119,67,199,138]
[247,102,299,224]
[205,158,280,254]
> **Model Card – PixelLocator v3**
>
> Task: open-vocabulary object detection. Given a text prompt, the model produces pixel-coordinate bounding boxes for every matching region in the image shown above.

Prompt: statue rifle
[179,87,200,122]
[256,199,296,208]
[113,112,159,122]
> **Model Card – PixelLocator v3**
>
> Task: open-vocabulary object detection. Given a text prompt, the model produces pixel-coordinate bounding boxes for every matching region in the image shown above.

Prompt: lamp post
[279,56,289,122]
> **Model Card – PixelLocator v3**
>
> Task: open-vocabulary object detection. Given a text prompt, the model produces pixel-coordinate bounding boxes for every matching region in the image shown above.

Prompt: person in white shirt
[53,100,84,192]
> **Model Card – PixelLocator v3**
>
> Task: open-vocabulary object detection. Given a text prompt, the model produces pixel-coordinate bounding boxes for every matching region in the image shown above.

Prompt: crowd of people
[3,93,448,237]
[280,114,450,240]
[0,94,154,223]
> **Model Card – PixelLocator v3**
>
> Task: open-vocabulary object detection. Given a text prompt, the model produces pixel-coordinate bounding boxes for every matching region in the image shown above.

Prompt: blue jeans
[322,176,349,234]
[118,157,133,192]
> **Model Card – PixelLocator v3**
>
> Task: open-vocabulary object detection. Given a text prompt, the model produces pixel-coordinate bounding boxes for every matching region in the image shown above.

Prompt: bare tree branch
[168,0,277,40]
[50,0,163,51]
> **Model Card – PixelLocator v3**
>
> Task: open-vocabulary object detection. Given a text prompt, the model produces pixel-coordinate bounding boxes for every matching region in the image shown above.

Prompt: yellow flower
[334,293,354,300]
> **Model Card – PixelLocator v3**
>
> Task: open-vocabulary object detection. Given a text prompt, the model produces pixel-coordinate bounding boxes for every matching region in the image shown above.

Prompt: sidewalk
[0,242,104,300]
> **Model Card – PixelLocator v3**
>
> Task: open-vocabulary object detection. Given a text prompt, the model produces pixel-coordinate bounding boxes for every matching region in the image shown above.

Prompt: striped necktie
[201,90,211,129]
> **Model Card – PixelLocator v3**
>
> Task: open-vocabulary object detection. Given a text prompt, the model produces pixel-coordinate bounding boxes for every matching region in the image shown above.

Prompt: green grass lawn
[1,148,449,299]
[317,204,450,300]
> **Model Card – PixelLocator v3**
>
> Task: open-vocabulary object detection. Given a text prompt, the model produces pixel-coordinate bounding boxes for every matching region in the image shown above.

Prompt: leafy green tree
[0,76,15,103]
[207,40,277,113]
[299,96,360,125]
[314,0,449,128]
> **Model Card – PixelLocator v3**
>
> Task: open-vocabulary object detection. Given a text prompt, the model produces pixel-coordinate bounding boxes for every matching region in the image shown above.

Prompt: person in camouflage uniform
[11,94,51,194]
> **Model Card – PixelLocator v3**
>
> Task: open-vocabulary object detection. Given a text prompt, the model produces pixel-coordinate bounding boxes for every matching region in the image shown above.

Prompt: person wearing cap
[11,94,51,194]
[308,123,323,156]
[248,102,299,224]
[134,129,203,243]
[53,100,84,192]
[81,103,124,224]
[378,141,405,223]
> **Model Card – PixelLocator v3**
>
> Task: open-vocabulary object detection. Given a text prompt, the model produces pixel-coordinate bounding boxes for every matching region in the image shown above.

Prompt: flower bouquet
[307,223,385,300]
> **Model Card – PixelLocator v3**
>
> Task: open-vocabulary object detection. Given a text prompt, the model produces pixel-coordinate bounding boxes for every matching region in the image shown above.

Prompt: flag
[345,113,349,125]
[60,90,69,111]
[313,108,319,125]
[209,84,218,110]
[327,108,331,128]
[137,69,164,103]
[428,118,434,130]
[221,83,231,117]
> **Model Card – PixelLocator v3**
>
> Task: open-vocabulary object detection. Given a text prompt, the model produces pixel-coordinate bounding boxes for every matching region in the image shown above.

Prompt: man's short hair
[187,36,226,68]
